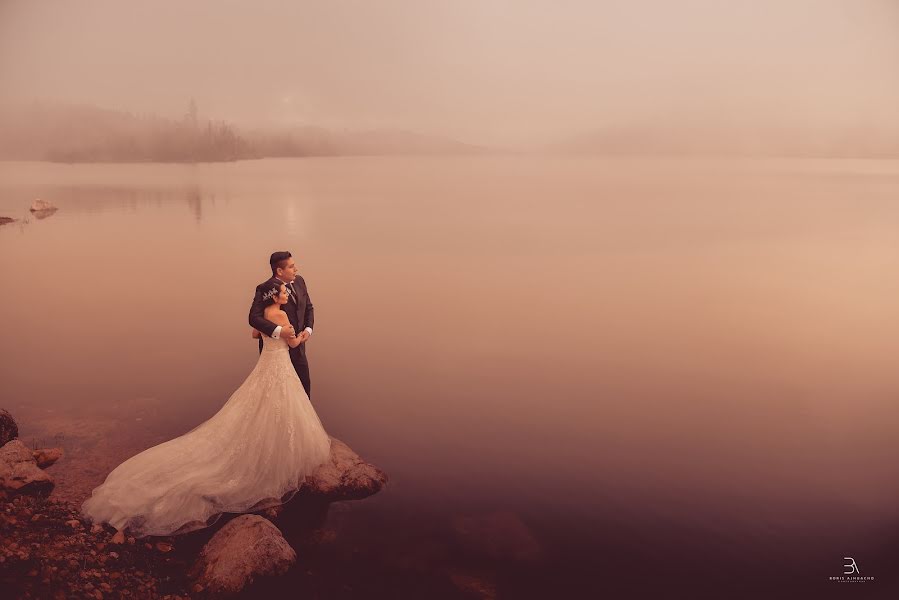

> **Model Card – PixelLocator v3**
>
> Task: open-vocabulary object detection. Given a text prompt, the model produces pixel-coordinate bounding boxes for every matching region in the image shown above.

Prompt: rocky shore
[0,409,388,599]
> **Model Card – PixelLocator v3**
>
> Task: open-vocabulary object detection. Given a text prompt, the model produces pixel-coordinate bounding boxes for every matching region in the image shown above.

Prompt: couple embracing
[81,251,330,540]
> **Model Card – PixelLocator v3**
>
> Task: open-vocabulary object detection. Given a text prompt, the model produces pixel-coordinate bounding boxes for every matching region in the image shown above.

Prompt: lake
[2,155,899,598]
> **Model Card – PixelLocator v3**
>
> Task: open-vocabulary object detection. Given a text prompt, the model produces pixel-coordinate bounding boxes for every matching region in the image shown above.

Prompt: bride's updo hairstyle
[260,279,285,306]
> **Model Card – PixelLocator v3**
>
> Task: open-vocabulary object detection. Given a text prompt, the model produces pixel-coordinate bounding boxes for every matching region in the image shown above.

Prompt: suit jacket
[248,275,314,361]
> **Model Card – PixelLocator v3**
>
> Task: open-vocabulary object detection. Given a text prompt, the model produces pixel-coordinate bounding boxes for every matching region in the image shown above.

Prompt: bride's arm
[270,313,301,348]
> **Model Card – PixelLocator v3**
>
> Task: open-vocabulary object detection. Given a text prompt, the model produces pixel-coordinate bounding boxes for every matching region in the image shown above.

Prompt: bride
[81,280,331,541]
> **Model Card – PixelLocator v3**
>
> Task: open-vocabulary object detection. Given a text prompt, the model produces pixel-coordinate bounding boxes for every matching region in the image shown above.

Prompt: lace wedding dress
[81,336,331,538]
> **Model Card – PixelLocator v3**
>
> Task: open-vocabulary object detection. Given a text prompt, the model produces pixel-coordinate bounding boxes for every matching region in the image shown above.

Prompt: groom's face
[277,258,298,282]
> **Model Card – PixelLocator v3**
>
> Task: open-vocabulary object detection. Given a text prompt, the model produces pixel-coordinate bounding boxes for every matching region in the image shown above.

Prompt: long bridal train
[80,335,386,539]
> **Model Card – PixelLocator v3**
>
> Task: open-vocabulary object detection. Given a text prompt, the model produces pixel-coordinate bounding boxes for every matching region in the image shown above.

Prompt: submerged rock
[452,511,542,562]
[0,439,55,498]
[189,514,296,597]
[0,216,15,225]
[33,447,64,468]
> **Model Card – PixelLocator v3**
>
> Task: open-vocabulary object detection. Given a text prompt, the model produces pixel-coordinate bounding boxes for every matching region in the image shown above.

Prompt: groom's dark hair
[270,251,292,275]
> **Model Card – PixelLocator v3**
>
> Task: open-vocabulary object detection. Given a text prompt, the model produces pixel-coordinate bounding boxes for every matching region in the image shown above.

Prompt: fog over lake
[2,0,898,597]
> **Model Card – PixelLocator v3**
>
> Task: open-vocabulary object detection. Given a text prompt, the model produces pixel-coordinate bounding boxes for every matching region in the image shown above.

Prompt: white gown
[81,336,331,538]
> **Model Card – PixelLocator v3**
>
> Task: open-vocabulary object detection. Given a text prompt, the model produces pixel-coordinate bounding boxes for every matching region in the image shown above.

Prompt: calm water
[2,156,899,598]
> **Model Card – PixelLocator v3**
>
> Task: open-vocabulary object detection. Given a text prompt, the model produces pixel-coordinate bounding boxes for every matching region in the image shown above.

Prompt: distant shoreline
[1,151,897,165]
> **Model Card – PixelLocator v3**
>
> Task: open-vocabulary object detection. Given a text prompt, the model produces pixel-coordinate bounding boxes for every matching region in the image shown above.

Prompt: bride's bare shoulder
[264,306,289,324]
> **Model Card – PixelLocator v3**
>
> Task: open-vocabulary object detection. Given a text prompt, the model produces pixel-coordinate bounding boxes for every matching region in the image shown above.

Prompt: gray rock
[0,409,17,446]
[0,439,55,498]
[189,514,296,597]
[303,437,388,501]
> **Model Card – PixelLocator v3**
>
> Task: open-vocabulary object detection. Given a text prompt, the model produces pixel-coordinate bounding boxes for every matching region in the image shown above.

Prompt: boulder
[0,409,18,446]
[303,437,388,501]
[189,514,296,597]
[0,439,55,498]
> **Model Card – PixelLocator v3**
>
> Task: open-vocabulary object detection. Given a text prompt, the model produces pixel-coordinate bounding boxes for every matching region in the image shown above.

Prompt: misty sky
[1,0,897,146]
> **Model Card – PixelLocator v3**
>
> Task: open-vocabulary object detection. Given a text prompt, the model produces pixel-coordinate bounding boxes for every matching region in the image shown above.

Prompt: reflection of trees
[0,185,211,224]
[185,188,202,223]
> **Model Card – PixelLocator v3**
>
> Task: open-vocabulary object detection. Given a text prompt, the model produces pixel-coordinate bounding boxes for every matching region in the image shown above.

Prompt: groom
[248,251,315,397]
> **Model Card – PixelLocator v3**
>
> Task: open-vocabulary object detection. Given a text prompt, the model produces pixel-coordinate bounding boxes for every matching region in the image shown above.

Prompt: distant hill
[248,125,489,158]
[0,102,488,163]
[544,118,899,159]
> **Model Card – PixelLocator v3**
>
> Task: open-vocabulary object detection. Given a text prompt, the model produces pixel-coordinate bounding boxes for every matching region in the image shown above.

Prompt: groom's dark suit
[248,275,315,397]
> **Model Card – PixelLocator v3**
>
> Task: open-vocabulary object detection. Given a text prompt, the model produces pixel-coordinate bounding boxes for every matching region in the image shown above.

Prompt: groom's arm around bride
[248,251,316,397]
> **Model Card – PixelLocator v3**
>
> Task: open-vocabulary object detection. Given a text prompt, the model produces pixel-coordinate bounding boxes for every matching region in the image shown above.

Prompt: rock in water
[30,198,56,212]
[452,511,542,562]
[32,447,64,468]
[304,437,388,501]
[0,216,15,225]
[0,409,18,446]
[0,439,55,498]
[189,514,296,597]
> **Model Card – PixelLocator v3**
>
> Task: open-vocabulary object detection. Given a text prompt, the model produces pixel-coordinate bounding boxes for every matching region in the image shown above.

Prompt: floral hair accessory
[262,286,283,302]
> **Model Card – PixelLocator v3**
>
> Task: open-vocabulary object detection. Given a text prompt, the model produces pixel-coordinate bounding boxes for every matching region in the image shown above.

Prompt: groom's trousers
[289,349,312,399]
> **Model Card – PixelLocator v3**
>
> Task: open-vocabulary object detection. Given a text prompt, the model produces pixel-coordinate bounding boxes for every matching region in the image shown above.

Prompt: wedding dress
[80,336,331,538]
